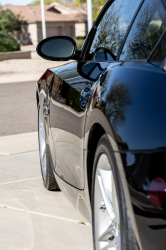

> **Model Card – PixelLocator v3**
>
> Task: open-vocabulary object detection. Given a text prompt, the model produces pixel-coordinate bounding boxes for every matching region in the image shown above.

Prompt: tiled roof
[1,5,87,23]
[48,2,87,15]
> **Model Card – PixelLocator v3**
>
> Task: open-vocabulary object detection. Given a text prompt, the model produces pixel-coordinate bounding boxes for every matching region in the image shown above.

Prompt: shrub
[0,9,23,33]
[74,38,85,50]
[0,31,20,52]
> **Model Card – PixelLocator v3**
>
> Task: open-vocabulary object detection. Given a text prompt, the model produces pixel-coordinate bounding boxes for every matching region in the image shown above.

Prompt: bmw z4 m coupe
[36,0,166,249]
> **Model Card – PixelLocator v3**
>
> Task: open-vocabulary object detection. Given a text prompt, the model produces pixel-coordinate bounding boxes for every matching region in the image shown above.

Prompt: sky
[0,0,32,5]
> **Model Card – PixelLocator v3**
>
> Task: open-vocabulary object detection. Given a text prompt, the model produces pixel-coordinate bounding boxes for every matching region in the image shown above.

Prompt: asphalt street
[0,81,37,136]
[0,81,93,249]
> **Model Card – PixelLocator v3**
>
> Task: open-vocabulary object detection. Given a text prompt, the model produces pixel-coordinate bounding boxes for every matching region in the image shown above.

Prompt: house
[48,2,87,38]
[2,4,87,45]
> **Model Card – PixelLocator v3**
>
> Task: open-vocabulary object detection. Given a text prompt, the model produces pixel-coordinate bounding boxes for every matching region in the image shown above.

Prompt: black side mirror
[78,61,109,82]
[36,36,78,61]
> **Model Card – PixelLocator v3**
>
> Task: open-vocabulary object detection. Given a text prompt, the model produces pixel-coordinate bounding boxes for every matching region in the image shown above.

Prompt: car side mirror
[77,61,109,82]
[36,36,79,61]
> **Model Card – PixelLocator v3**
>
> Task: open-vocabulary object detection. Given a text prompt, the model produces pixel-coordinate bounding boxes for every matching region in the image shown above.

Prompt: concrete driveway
[0,79,93,250]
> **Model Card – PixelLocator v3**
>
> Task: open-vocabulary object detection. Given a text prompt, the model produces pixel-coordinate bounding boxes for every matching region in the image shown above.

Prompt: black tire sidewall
[91,134,126,250]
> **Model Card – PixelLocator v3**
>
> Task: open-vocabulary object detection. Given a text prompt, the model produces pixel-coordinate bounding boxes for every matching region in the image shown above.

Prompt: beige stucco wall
[36,22,75,42]
[75,22,87,37]
[26,21,86,45]
[28,23,38,45]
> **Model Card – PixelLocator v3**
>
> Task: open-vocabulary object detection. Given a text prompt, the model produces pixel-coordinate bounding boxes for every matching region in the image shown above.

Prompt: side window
[89,0,142,61]
[120,0,166,60]
[150,32,166,62]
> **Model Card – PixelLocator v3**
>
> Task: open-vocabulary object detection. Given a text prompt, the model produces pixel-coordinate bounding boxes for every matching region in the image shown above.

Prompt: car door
[48,0,143,190]
[48,62,93,190]
[84,0,166,249]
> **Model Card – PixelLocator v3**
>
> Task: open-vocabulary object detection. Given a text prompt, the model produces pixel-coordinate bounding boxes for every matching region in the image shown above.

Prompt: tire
[91,134,139,250]
[38,104,59,191]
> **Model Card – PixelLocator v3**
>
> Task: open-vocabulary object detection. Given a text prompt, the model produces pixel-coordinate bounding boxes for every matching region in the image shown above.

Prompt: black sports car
[36,0,166,249]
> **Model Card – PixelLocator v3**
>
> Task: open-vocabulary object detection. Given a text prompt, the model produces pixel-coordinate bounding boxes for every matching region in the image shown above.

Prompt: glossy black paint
[86,60,166,151]
[36,0,166,249]
[81,60,166,249]
[119,150,166,250]
[37,59,166,249]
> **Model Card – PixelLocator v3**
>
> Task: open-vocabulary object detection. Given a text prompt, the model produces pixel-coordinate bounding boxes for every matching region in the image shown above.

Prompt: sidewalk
[0,132,93,250]
[0,58,66,84]
[0,132,38,156]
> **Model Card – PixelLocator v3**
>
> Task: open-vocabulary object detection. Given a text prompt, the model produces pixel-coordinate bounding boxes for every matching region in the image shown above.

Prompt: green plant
[78,221,86,225]
[75,39,85,50]
[0,8,23,33]
[0,31,20,52]
[29,0,61,5]
[75,0,105,22]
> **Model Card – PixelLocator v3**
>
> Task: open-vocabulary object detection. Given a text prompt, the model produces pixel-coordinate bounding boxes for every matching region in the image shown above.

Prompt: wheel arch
[87,123,105,199]
[87,126,142,250]
[84,110,142,249]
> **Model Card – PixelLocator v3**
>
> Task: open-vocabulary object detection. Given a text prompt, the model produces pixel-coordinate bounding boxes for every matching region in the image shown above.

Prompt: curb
[0,50,40,61]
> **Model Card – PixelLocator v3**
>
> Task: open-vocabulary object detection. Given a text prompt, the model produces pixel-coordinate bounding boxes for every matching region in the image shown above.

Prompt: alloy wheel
[39,107,47,180]
[94,154,121,250]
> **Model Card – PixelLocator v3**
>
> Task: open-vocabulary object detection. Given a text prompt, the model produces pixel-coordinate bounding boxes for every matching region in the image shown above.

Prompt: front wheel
[91,134,139,250]
[38,104,59,191]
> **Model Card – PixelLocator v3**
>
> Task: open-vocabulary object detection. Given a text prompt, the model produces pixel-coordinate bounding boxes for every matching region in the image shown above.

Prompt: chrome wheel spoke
[41,147,46,167]
[39,107,47,180]
[98,169,116,222]
[100,235,119,250]
[39,122,45,141]
[94,154,121,250]
[111,172,119,224]
[97,225,115,242]
[41,147,46,179]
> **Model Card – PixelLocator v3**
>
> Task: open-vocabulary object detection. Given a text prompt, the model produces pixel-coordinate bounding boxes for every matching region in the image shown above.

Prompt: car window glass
[89,0,142,61]
[150,32,166,62]
[120,0,166,60]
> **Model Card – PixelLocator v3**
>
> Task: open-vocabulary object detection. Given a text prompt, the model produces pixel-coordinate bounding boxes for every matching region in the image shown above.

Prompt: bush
[74,38,85,50]
[0,9,23,33]
[0,31,20,52]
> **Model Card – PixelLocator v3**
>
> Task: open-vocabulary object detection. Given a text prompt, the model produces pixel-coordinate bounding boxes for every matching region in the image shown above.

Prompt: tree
[99,74,133,130]
[92,0,105,21]
[0,8,23,33]
[75,0,105,22]
[29,0,61,5]
[122,0,166,59]
[90,1,125,56]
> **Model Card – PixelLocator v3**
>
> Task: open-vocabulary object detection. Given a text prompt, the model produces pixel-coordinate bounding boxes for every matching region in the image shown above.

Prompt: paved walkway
[0,58,67,84]
[0,133,93,250]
